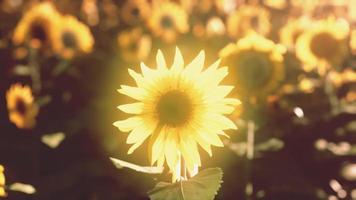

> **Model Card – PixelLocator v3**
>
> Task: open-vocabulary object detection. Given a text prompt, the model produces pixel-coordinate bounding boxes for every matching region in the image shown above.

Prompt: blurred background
[0,0,355,199]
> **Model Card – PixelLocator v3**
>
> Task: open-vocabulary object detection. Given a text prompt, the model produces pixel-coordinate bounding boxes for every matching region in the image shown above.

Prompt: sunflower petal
[184,50,205,75]
[118,85,146,101]
[113,117,143,132]
[171,47,184,73]
[126,124,153,144]
[117,103,144,114]
[156,49,167,70]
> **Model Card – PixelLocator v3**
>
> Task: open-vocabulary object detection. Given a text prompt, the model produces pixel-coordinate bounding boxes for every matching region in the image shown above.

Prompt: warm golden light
[114,47,240,181]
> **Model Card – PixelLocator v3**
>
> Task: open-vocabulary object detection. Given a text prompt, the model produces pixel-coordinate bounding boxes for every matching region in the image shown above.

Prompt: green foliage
[148,168,223,200]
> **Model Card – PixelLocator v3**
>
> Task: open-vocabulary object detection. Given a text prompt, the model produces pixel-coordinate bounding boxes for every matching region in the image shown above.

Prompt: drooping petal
[150,127,167,165]
[164,133,179,171]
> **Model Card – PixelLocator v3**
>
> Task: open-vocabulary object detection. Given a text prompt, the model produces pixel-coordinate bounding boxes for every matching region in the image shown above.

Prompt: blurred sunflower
[6,84,39,129]
[0,165,5,197]
[351,29,356,55]
[114,48,239,181]
[13,2,61,49]
[215,0,243,15]
[295,18,349,72]
[329,69,356,87]
[226,5,271,39]
[121,0,150,25]
[147,2,189,43]
[206,17,226,38]
[195,0,214,14]
[53,15,94,59]
[263,0,287,10]
[219,33,285,98]
[279,17,311,49]
[117,28,152,62]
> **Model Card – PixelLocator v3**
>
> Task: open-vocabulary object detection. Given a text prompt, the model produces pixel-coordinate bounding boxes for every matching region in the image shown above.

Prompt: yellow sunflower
[53,15,94,59]
[295,18,349,72]
[114,47,240,181]
[279,17,311,49]
[117,28,152,62]
[6,83,39,129]
[263,0,287,10]
[219,33,285,98]
[206,17,226,38]
[215,0,242,15]
[147,2,189,43]
[13,2,61,49]
[351,29,356,55]
[0,165,5,197]
[121,0,150,25]
[226,5,271,39]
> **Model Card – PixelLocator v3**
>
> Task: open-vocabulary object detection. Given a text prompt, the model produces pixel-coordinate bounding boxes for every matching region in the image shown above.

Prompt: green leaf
[110,157,164,174]
[148,168,223,200]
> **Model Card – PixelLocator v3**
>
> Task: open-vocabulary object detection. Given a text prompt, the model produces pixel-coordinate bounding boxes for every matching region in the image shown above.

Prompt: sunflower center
[234,51,272,90]
[160,15,174,29]
[156,90,192,126]
[30,23,47,42]
[250,15,259,29]
[15,98,27,115]
[310,32,338,59]
[131,7,140,16]
[62,31,77,49]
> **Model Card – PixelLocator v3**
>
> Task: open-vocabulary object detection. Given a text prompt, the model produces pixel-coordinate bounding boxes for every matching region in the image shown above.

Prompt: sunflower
[13,2,61,49]
[206,16,226,38]
[114,47,240,181]
[215,0,242,15]
[121,0,150,25]
[329,69,356,87]
[263,0,287,10]
[279,17,311,49]
[0,165,5,197]
[295,18,349,72]
[351,29,356,55]
[52,15,94,59]
[117,28,152,62]
[147,2,189,43]
[219,33,285,98]
[6,83,39,129]
[226,5,271,39]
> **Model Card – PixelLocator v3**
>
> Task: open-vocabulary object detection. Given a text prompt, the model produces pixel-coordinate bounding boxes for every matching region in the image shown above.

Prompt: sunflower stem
[29,47,41,94]
[181,155,187,181]
[324,70,340,116]
[245,120,255,200]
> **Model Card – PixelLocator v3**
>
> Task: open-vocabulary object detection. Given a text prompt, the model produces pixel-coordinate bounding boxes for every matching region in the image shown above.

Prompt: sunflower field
[0,0,355,200]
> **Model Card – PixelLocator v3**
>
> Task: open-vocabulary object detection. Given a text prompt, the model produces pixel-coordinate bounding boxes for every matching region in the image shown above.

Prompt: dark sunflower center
[30,23,47,42]
[160,15,174,29]
[15,98,27,115]
[156,90,192,126]
[250,16,259,29]
[62,31,77,49]
[310,32,338,59]
[232,51,273,90]
[131,7,140,16]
